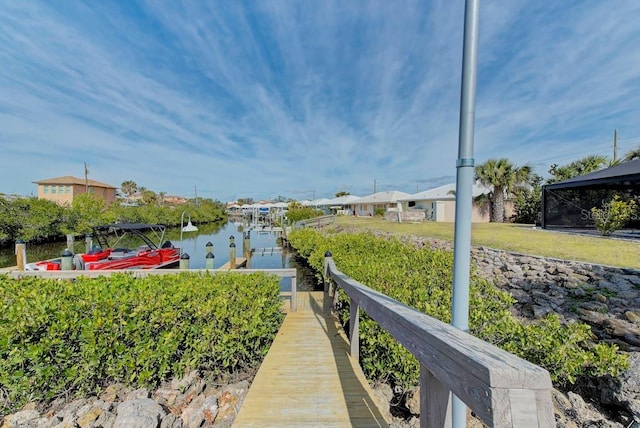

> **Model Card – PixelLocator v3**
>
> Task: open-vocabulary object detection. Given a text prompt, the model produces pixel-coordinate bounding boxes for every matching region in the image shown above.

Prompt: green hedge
[287,229,628,388]
[0,272,284,413]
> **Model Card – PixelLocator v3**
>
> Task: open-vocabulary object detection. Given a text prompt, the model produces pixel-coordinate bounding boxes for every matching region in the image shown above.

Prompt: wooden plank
[219,257,247,270]
[349,298,359,361]
[421,364,451,428]
[233,291,389,427]
[325,258,555,427]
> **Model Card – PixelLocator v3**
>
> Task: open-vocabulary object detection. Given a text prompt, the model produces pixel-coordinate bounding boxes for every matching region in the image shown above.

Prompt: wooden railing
[323,253,555,428]
[9,268,299,312]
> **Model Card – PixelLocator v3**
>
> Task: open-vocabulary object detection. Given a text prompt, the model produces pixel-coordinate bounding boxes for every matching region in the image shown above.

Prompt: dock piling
[61,249,73,270]
[85,234,93,254]
[205,252,215,269]
[66,234,74,253]
[229,236,236,269]
[243,231,251,268]
[180,252,190,269]
[15,239,26,271]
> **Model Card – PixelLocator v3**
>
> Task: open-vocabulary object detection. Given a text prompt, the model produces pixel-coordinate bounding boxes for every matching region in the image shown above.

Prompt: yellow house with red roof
[33,176,117,205]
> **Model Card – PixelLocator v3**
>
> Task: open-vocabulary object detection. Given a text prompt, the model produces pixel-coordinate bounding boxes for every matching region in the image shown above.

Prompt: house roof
[353,191,411,204]
[544,159,640,190]
[303,198,332,206]
[399,182,490,201]
[325,195,362,206]
[33,176,117,189]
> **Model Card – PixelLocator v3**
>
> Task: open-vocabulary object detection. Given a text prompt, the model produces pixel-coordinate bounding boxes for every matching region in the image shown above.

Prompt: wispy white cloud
[1,1,639,200]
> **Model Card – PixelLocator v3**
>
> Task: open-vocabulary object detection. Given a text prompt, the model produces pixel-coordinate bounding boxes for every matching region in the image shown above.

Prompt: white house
[399,182,491,222]
[352,191,411,217]
[324,195,362,215]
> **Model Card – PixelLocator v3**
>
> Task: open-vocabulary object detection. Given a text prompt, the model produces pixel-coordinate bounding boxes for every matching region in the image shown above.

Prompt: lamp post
[180,211,198,256]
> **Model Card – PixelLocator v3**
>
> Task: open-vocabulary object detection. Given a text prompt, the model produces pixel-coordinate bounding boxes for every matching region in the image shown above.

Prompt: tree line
[0,184,227,247]
[476,151,638,230]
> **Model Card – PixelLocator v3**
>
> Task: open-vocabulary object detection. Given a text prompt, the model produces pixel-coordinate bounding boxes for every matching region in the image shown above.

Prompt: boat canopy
[92,223,169,250]
[92,223,167,232]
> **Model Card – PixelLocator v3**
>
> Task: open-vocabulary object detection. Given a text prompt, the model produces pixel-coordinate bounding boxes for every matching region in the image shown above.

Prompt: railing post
[324,251,333,294]
[420,364,452,428]
[291,274,297,312]
[15,239,26,271]
[349,297,359,361]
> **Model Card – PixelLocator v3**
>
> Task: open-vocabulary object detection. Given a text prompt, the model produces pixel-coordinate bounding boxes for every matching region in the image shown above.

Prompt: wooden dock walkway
[233,291,389,427]
[219,257,248,270]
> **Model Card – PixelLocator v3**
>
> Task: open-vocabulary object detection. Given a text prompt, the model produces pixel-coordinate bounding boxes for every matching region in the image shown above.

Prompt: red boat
[26,223,181,271]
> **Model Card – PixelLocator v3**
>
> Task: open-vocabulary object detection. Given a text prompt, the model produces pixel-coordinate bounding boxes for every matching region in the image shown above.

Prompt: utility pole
[84,162,89,192]
[373,178,377,193]
[613,129,618,162]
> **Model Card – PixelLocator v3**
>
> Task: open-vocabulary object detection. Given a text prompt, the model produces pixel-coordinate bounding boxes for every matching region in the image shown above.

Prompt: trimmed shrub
[0,272,284,413]
[287,229,628,389]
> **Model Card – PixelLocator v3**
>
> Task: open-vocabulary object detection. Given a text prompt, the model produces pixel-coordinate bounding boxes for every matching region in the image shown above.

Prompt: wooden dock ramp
[233,291,389,427]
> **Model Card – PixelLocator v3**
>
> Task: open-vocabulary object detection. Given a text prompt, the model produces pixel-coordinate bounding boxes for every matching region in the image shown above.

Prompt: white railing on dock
[323,254,555,428]
[8,268,298,312]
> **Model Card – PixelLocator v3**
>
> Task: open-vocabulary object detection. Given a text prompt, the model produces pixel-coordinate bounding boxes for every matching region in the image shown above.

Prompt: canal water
[0,221,320,291]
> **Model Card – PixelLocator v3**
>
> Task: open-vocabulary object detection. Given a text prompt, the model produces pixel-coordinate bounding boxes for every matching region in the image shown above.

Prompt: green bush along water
[0,272,284,414]
[0,194,227,246]
[287,228,628,389]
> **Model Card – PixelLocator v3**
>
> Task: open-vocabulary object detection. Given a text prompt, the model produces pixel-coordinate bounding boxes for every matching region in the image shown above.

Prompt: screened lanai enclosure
[541,159,640,230]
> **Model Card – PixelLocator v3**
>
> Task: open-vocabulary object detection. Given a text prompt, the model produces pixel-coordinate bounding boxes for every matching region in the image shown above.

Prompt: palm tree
[547,155,608,184]
[120,180,138,200]
[475,158,532,223]
[624,147,640,162]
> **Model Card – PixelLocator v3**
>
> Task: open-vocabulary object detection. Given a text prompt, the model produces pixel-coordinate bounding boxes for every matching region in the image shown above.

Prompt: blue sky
[1,1,640,202]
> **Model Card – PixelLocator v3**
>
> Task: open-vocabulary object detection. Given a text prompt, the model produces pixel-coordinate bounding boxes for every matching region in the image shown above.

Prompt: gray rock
[124,388,150,401]
[180,394,218,428]
[569,287,587,298]
[160,413,183,428]
[509,288,532,304]
[404,387,420,415]
[532,304,554,319]
[571,273,590,284]
[371,383,393,422]
[594,293,608,304]
[51,398,91,424]
[94,409,116,428]
[2,410,41,428]
[113,398,165,428]
[557,265,574,275]
[153,388,180,408]
[620,275,640,287]
[509,264,523,275]
[100,384,130,403]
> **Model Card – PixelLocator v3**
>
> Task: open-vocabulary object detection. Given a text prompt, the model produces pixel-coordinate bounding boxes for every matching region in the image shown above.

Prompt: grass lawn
[333,216,640,269]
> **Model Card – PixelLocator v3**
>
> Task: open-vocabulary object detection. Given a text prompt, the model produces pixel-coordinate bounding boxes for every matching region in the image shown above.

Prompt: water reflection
[0,221,321,291]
